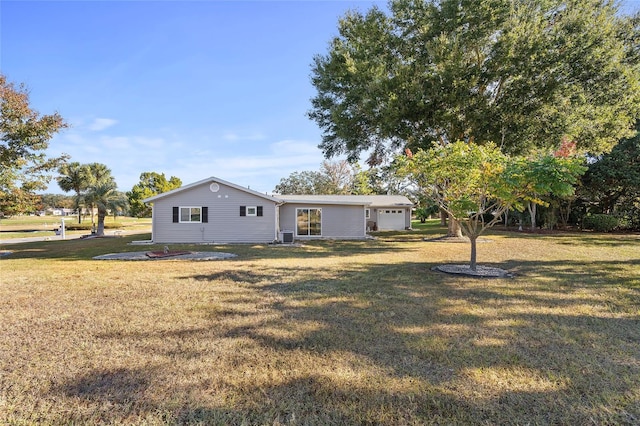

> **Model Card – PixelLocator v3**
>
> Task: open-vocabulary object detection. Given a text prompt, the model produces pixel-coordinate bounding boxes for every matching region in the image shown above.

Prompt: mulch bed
[146,250,192,258]
[432,264,513,278]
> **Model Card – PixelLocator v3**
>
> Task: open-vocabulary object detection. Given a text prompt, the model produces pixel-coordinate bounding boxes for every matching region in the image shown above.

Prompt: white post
[60,218,66,239]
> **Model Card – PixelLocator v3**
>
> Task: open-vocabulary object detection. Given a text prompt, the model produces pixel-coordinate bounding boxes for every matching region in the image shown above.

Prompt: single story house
[143,176,413,244]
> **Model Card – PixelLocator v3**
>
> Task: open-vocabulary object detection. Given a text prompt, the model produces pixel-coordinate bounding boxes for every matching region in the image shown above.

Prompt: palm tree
[85,163,115,228]
[86,162,112,186]
[85,181,127,236]
[57,162,90,223]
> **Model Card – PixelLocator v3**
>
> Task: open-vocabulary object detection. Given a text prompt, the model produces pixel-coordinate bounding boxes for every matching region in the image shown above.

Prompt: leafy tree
[127,172,181,217]
[274,160,356,195]
[309,0,640,233]
[0,74,68,216]
[274,170,326,195]
[38,193,74,211]
[310,0,639,157]
[57,162,91,223]
[397,141,584,271]
[580,121,640,227]
[509,151,587,231]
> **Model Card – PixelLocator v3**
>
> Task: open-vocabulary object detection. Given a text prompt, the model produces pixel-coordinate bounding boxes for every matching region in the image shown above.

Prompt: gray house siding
[151,182,277,244]
[279,203,366,239]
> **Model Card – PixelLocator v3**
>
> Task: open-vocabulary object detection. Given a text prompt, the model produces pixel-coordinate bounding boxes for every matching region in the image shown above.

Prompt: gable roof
[277,194,413,208]
[143,176,280,204]
[143,176,414,208]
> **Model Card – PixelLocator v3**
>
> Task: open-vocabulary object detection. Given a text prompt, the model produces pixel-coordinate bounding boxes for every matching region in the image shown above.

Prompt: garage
[376,208,407,231]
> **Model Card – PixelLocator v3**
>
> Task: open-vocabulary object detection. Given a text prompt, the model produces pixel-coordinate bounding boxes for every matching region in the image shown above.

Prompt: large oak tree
[310,0,639,159]
[309,0,639,233]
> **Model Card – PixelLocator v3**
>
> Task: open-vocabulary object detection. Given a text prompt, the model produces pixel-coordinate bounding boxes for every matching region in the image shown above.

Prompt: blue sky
[2,0,386,194]
[2,0,639,195]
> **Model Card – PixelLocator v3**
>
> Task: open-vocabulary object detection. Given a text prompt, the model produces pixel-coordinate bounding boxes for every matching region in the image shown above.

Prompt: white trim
[144,176,281,203]
[295,207,322,237]
[179,206,202,223]
[246,206,257,217]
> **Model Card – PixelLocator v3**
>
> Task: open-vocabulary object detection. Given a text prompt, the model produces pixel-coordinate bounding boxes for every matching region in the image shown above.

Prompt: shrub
[582,214,618,232]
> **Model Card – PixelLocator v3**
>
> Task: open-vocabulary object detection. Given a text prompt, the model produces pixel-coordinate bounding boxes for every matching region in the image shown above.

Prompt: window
[180,206,201,223]
[173,206,207,223]
[240,206,263,217]
[297,208,321,236]
[365,208,370,219]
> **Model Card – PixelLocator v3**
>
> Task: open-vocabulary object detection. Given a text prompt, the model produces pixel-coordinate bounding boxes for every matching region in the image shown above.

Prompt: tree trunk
[97,208,106,237]
[527,202,537,231]
[447,214,463,238]
[469,235,478,271]
[558,199,572,229]
[75,192,82,224]
[439,209,447,227]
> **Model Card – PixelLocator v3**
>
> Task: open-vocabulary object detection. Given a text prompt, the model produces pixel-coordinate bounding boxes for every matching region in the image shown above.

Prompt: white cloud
[270,139,321,155]
[222,131,266,142]
[44,130,335,195]
[87,118,118,131]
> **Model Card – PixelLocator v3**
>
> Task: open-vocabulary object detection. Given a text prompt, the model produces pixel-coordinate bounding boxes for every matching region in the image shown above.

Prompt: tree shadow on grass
[494,229,640,247]
[0,235,409,261]
[503,258,640,289]
[44,257,640,424]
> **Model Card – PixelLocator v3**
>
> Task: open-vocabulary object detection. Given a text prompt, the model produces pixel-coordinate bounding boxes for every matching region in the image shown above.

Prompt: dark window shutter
[257,206,263,217]
[240,206,246,216]
[202,206,208,223]
[172,207,179,223]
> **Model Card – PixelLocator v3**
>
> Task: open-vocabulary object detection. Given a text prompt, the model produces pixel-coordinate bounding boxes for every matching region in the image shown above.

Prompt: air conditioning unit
[280,230,294,244]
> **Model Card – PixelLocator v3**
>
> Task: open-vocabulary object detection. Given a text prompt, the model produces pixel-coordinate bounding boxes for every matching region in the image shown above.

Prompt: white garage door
[377,209,405,230]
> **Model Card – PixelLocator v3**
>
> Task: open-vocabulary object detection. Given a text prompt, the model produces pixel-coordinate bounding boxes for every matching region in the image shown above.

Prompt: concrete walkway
[0,234,85,245]
[0,230,142,245]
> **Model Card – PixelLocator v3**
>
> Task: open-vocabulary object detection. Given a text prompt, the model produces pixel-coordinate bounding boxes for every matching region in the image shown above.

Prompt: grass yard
[0,222,638,425]
[0,215,152,240]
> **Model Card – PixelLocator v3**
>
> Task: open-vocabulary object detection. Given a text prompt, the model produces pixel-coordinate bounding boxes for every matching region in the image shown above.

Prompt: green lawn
[0,221,638,424]
[0,215,151,239]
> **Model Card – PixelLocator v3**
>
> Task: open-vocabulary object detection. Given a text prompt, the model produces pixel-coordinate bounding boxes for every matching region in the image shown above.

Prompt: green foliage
[397,141,585,269]
[38,193,74,210]
[414,207,429,223]
[127,172,181,217]
[505,153,587,210]
[84,165,127,236]
[582,214,619,232]
[397,141,509,218]
[274,160,359,195]
[57,162,91,223]
[0,74,68,215]
[309,0,640,164]
[581,121,640,218]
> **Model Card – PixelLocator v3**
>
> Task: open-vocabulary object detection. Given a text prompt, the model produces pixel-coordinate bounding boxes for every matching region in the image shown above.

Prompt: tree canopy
[274,160,357,195]
[0,74,68,216]
[57,162,91,223]
[397,141,585,270]
[83,164,127,236]
[580,120,640,225]
[309,0,640,165]
[127,172,182,217]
